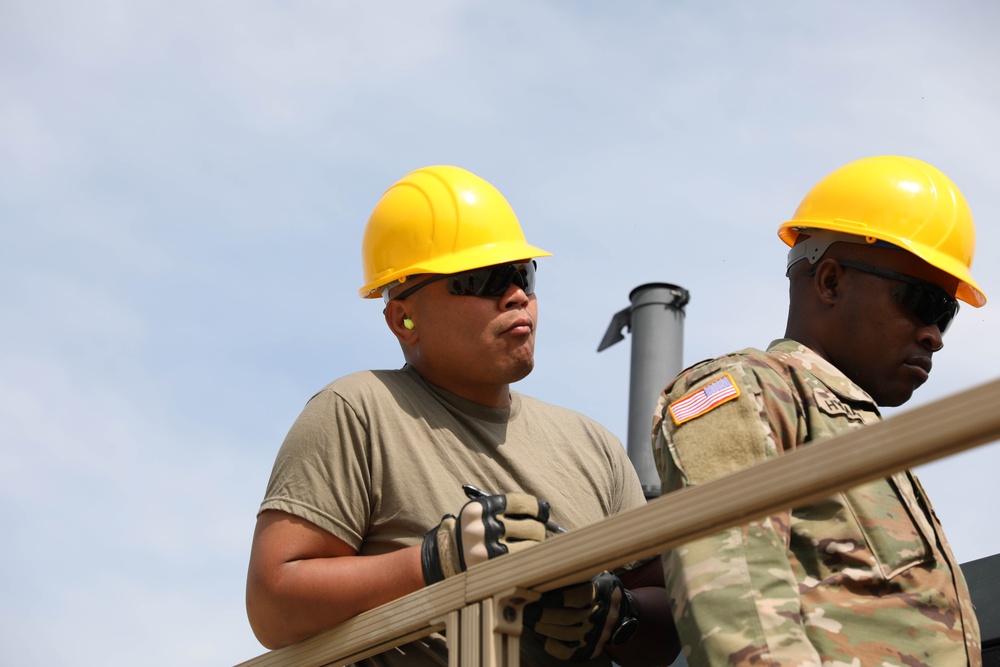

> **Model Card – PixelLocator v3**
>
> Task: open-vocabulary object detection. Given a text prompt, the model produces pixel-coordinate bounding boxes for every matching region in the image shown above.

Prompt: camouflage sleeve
[652,355,820,666]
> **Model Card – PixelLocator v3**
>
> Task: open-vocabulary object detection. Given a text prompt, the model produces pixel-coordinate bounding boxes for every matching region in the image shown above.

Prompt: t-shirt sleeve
[653,357,822,666]
[569,410,647,516]
[258,388,373,551]
[609,430,648,514]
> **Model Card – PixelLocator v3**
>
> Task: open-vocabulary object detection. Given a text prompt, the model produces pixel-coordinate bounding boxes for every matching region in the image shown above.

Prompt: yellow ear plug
[403,318,415,330]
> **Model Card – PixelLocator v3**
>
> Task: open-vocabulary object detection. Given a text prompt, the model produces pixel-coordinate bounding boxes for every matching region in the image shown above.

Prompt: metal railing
[236,377,1000,667]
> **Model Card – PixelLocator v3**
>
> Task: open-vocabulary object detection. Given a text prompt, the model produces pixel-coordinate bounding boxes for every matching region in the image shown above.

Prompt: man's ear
[384,299,418,343]
[812,258,843,306]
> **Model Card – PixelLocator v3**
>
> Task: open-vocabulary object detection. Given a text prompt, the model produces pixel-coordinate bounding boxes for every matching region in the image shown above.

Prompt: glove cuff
[421,526,446,585]
[422,516,462,585]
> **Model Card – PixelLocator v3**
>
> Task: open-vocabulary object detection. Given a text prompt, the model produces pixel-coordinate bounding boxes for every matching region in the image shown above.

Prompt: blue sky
[2,2,998,665]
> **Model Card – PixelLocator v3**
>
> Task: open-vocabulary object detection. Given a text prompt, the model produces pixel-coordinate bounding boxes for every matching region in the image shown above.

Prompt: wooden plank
[459,604,479,666]
[236,377,1000,666]
[481,598,498,667]
[436,611,459,667]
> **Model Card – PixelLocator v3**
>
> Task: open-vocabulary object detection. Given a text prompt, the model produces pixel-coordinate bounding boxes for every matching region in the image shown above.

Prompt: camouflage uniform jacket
[652,339,981,667]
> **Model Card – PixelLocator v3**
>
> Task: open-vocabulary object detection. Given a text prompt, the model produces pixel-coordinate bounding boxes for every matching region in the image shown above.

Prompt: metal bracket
[483,587,541,667]
[598,306,632,352]
[491,586,540,637]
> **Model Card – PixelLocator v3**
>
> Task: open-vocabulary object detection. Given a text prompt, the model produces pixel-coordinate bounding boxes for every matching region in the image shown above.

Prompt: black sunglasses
[390,260,537,302]
[832,260,960,333]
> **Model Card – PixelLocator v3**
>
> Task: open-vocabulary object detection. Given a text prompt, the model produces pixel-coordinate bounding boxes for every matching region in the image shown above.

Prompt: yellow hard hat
[778,155,986,307]
[359,165,552,299]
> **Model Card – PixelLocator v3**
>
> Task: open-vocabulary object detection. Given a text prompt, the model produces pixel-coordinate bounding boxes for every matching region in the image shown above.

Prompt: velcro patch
[813,387,865,423]
[669,373,741,425]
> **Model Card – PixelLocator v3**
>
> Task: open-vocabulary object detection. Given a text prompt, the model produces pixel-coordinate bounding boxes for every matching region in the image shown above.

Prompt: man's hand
[421,492,550,584]
[523,571,638,661]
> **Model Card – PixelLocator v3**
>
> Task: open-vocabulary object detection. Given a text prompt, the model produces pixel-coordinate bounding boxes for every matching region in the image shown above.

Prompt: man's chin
[506,358,535,385]
[876,384,918,408]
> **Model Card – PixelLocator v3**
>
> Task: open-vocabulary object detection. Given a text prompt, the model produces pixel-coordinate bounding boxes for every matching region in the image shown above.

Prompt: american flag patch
[669,373,740,425]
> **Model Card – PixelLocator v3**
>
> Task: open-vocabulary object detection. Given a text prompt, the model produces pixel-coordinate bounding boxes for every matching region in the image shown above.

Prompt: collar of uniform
[402,364,522,424]
[765,338,877,406]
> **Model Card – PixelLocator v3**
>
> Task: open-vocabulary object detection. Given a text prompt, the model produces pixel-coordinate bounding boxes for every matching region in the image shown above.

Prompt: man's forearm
[247,544,425,649]
[604,556,680,666]
[604,584,680,667]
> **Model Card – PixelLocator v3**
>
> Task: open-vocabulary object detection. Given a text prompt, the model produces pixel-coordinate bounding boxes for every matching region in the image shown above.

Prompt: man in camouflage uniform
[652,156,985,666]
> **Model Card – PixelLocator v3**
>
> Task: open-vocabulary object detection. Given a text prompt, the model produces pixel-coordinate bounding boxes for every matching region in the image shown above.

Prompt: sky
[2,1,999,665]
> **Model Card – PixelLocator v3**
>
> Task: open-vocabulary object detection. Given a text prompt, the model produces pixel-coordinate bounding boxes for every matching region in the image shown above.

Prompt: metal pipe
[599,283,689,499]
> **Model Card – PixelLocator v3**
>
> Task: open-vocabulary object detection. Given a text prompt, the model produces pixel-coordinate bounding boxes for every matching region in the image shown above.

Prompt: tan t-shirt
[259,365,647,666]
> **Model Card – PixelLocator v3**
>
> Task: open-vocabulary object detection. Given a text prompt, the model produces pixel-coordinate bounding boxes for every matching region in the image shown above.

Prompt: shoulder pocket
[662,365,771,486]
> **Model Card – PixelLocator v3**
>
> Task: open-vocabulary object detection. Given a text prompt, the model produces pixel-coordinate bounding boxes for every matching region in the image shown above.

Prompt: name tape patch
[669,373,740,425]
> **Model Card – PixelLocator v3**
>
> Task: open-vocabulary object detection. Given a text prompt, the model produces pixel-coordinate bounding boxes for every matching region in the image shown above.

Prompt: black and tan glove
[523,571,638,661]
[421,492,551,584]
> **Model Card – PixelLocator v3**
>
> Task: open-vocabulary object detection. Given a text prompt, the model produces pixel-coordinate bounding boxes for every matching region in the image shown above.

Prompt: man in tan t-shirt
[245,165,679,666]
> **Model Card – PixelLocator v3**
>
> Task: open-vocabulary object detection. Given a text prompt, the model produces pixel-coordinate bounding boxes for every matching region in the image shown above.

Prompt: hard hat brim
[779,222,987,307]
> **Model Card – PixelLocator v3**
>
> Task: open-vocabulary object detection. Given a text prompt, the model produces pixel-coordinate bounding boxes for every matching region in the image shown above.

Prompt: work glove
[523,571,639,661]
[421,492,550,584]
